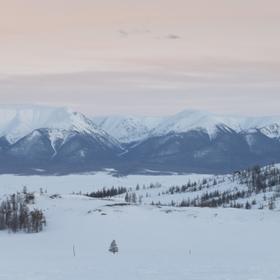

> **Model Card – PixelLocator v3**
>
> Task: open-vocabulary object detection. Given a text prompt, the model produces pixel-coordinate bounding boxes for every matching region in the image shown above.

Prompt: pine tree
[131,193,137,204]
[109,240,119,254]
[245,201,251,209]
[124,192,130,203]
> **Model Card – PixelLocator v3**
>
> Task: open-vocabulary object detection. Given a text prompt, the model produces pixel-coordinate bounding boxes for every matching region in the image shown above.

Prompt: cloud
[0,63,280,117]
[118,28,151,38]
[166,34,181,40]
[119,29,129,37]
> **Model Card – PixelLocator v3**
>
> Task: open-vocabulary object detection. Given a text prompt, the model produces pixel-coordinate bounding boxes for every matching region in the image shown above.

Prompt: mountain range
[0,105,280,175]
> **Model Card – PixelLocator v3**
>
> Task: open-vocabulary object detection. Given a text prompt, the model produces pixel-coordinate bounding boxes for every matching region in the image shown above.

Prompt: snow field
[0,173,279,279]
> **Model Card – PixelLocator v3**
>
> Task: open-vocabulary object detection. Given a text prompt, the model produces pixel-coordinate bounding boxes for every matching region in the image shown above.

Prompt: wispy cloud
[118,29,129,37]
[166,34,181,40]
[118,28,151,38]
[0,62,279,116]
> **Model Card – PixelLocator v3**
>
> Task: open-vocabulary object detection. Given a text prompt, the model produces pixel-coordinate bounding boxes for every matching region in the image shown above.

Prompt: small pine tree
[23,186,27,194]
[124,192,130,203]
[268,199,275,210]
[109,240,119,254]
[245,201,251,209]
[131,193,137,204]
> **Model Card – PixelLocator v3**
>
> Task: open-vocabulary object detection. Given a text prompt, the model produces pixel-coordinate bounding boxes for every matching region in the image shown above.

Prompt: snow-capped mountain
[93,110,280,143]
[94,110,280,174]
[149,110,280,140]
[0,105,123,150]
[92,115,163,144]
[1,105,280,174]
[0,105,125,173]
[149,110,241,138]
[0,105,119,147]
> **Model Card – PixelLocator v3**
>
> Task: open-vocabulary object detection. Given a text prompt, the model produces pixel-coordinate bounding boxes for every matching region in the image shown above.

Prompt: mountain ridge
[93,109,280,143]
[0,105,280,174]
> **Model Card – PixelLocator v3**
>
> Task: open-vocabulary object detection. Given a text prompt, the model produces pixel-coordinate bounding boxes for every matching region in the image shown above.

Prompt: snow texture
[0,172,279,280]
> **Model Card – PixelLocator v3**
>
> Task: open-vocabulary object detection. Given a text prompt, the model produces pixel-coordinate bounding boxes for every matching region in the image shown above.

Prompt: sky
[0,0,280,116]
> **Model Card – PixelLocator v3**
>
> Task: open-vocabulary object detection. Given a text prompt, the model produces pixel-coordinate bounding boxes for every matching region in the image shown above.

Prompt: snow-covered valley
[2,0,279,279]
[0,171,280,280]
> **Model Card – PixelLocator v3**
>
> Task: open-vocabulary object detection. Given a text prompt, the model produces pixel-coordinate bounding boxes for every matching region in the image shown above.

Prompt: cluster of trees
[151,165,280,210]
[167,181,199,195]
[176,190,248,208]
[165,178,220,196]
[124,192,142,204]
[86,186,127,198]
[174,189,277,210]
[237,165,280,193]
[84,164,280,211]
[0,191,46,233]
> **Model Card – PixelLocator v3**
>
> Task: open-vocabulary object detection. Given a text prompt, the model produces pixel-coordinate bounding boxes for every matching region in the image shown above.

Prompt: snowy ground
[0,172,210,195]
[0,173,279,280]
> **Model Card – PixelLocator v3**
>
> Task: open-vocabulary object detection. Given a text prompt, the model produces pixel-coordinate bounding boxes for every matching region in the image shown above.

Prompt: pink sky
[0,0,280,116]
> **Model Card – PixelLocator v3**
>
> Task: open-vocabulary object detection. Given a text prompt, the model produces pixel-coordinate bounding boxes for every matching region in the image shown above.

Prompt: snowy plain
[0,172,209,196]
[0,172,279,280]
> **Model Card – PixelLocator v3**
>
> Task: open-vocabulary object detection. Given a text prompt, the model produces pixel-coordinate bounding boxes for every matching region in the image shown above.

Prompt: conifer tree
[109,240,119,254]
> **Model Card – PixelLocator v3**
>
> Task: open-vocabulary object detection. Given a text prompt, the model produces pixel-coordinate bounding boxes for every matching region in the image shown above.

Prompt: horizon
[1,103,280,119]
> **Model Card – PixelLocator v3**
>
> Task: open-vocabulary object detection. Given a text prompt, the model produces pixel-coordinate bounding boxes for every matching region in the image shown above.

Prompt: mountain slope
[94,110,280,146]
[1,105,280,174]
[150,110,241,138]
[0,106,124,173]
[92,115,163,143]
[0,105,120,147]
[0,128,123,173]
[150,110,280,140]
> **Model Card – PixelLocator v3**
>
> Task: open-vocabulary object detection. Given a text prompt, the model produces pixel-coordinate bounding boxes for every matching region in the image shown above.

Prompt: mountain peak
[0,105,113,144]
[92,115,164,143]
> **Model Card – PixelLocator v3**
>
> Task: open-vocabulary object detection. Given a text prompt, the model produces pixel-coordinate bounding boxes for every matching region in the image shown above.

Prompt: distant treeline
[86,186,127,198]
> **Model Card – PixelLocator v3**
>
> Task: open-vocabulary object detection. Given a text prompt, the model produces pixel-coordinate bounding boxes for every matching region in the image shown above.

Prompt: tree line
[86,186,127,198]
